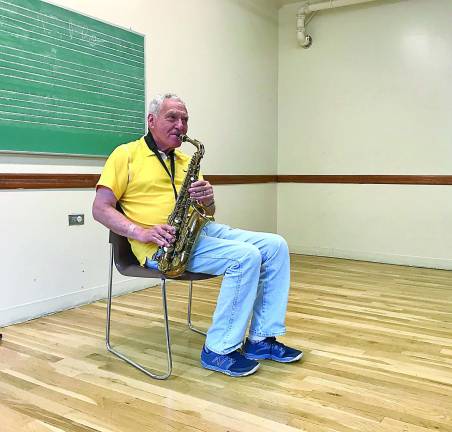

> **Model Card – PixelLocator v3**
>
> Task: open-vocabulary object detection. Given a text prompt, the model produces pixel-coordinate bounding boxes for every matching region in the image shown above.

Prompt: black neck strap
[144,132,177,200]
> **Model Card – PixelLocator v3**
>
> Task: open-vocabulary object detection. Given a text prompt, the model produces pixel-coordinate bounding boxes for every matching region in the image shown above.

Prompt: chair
[106,230,215,380]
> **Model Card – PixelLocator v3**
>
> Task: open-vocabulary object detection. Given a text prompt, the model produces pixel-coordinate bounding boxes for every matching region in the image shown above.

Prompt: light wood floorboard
[1,255,451,431]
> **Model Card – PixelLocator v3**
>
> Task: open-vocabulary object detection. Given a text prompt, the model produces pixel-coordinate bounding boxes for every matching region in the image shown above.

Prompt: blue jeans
[146,222,290,355]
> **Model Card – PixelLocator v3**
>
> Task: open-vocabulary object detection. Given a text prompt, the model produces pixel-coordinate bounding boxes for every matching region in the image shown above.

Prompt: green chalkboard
[0,0,145,156]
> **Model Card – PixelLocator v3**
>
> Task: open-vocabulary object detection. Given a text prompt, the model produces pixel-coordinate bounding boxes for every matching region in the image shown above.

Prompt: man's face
[148,99,189,153]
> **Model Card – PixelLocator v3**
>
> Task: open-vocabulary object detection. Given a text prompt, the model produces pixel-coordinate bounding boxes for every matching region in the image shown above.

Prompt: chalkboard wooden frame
[0,0,145,157]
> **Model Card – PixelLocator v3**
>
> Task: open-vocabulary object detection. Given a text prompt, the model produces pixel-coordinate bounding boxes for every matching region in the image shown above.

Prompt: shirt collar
[143,131,174,160]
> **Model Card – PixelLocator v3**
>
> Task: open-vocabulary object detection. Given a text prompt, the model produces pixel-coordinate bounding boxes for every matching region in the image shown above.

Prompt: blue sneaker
[200,345,260,377]
[243,337,303,363]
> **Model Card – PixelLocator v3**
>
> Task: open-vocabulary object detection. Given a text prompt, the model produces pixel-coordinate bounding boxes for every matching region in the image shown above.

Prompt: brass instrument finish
[154,135,214,277]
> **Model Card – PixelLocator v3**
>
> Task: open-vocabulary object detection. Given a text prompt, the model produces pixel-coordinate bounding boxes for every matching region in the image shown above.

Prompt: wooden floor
[1,255,452,432]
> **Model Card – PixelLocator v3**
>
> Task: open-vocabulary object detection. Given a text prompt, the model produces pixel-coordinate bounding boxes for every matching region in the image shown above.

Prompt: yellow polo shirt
[97,137,193,265]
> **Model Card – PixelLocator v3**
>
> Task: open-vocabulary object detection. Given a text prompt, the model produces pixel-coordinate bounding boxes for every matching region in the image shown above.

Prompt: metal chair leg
[106,245,172,379]
[187,280,207,336]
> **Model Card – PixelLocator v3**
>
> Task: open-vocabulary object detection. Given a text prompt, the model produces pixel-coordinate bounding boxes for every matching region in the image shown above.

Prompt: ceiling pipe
[297,0,380,48]
[297,5,312,48]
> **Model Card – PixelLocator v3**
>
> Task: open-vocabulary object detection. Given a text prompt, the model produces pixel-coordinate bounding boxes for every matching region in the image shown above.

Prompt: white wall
[5,0,450,328]
[0,0,279,326]
[278,0,452,269]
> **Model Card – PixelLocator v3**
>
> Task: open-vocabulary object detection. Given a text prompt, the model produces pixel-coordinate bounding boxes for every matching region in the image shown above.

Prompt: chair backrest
[109,230,140,272]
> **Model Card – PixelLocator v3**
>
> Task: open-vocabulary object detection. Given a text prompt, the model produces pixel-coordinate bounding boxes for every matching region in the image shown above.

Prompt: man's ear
[147,113,154,130]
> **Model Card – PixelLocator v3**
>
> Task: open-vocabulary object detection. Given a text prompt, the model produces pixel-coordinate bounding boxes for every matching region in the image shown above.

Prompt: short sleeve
[97,144,129,200]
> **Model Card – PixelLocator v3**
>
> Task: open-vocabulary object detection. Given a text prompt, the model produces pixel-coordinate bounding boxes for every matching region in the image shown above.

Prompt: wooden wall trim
[0,173,451,189]
[0,174,276,189]
[277,175,452,185]
[0,173,100,189]
[206,175,277,185]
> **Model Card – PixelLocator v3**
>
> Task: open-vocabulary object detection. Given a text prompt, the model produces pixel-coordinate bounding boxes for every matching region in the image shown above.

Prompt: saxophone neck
[181,134,204,157]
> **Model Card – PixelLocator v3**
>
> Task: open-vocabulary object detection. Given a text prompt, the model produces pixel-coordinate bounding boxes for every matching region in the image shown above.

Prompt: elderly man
[93,93,302,377]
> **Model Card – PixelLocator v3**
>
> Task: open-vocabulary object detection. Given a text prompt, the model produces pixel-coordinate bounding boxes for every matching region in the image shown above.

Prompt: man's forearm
[92,203,144,241]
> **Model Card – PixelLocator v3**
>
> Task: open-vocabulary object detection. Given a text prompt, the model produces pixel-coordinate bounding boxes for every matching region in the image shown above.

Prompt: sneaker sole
[201,360,260,377]
[243,352,303,363]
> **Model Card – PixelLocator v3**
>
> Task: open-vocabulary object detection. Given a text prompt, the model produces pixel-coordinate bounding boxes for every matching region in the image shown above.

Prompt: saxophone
[153,135,214,277]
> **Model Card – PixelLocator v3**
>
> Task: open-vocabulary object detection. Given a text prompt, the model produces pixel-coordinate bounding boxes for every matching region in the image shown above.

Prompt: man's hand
[189,180,214,206]
[137,224,176,248]
[93,187,177,247]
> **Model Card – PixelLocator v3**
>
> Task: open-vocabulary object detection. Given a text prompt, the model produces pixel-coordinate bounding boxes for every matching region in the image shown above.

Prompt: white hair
[148,93,185,117]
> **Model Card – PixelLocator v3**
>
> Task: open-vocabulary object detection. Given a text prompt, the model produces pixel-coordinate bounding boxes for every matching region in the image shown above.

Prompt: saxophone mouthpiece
[180,134,187,142]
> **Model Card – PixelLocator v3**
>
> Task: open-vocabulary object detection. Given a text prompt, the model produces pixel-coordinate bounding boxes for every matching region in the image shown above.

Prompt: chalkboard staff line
[0,111,143,132]
[0,59,144,95]
[0,44,144,83]
[0,26,143,70]
[0,8,141,58]
[1,70,143,103]
[0,89,144,115]
[0,103,144,127]
[0,115,144,134]
[1,58,143,95]
[0,54,143,90]
[1,73,145,103]
[1,19,144,66]
[0,51,143,91]
[1,17,142,62]
[0,109,143,131]
[0,96,143,120]
[0,3,143,54]
[0,101,144,125]
[1,0,143,50]
[2,66,142,100]
[0,16,143,64]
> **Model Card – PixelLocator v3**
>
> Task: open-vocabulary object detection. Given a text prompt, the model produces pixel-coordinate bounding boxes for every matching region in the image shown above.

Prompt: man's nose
[175,120,187,134]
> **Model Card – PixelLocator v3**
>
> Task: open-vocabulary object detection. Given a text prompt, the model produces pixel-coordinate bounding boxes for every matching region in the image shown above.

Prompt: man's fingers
[155,225,175,243]
[162,224,176,234]
[155,237,166,247]
[153,234,171,247]
[143,225,176,247]
[156,232,174,244]
[190,180,206,188]
[189,180,212,196]
[189,186,213,199]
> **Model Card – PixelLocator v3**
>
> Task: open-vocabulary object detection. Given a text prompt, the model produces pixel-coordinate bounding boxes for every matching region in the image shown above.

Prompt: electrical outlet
[68,214,84,226]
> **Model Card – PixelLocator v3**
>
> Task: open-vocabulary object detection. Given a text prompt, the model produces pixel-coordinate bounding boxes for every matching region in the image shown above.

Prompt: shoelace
[211,350,242,368]
[265,337,287,355]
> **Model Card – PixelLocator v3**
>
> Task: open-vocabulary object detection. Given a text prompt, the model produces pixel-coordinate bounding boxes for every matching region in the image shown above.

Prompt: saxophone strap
[144,131,177,200]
